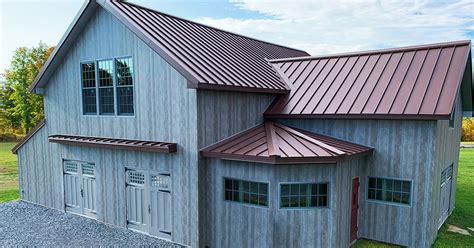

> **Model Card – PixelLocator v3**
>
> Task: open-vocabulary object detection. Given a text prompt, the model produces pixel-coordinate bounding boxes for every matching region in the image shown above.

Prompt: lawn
[0,142,19,203]
[354,148,474,247]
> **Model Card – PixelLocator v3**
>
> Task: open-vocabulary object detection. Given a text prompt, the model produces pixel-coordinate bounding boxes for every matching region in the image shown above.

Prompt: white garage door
[126,169,172,240]
[438,165,453,228]
[63,160,96,219]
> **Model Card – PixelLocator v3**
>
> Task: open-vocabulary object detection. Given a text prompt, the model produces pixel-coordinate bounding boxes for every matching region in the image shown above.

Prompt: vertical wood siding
[276,118,437,247]
[18,8,199,247]
[196,90,276,246]
[201,157,366,248]
[427,94,463,244]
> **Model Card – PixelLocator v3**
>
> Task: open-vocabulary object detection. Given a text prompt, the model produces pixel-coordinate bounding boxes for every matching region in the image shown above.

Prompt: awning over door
[49,134,177,153]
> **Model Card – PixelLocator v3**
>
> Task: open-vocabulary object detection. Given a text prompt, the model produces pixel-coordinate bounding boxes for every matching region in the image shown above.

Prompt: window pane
[311,196,318,207]
[385,179,393,190]
[299,184,307,195]
[259,183,268,195]
[99,88,115,114]
[281,197,290,208]
[319,196,327,207]
[375,189,382,200]
[117,86,134,115]
[116,58,133,86]
[224,179,232,190]
[258,195,267,206]
[81,63,96,88]
[368,177,376,188]
[281,184,289,196]
[299,196,307,207]
[232,191,239,202]
[393,192,402,203]
[401,193,410,204]
[393,180,402,191]
[368,189,375,200]
[319,184,327,194]
[232,180,239,190]
[376,178,383,189]
[289,196,299,207]
[290,184,299,195]
[250,194,258,205]
[224,190,232,201]
[402,181,411,193]
[82,88,97,114]
[250,182,258,194]
[98,60,113,87]
[383,190,393,202]
[243,193,250,203]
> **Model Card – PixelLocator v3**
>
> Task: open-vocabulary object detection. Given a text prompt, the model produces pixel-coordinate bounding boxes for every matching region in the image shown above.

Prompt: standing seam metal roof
[200,122,373,164]
[106,0,309,93]
[265,40,472,119]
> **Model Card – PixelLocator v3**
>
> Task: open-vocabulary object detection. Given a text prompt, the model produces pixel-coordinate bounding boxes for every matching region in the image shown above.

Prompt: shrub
[0,133,19,142]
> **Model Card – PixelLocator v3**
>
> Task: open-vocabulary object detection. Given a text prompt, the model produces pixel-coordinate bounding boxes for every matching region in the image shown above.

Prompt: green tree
[1,42,53,133]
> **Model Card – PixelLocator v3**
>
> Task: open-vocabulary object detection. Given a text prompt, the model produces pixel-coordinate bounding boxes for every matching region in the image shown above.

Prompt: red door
[350,177,359,242]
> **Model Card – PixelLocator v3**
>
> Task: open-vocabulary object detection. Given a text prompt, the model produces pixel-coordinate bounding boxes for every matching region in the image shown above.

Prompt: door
[126,169,172,239]
[438,165,453,227]
[350,177,359,242]
[63,160,96,219]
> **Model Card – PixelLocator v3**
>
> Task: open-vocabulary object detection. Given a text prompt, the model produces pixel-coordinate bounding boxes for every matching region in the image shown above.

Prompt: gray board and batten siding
[274,92,462,247]
[18,7,200,247]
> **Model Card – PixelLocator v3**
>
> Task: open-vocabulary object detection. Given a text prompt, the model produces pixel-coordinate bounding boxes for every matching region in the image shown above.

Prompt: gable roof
[200,121,373,164]
[265,40,473,119]
[30,0,308,94]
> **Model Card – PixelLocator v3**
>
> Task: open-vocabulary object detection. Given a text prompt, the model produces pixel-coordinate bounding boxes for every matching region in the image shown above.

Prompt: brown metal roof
[265,40,472,119]
[100,0,308,94]
[49,134,177,153]
[12,119,46,154]
[200,122,373,164]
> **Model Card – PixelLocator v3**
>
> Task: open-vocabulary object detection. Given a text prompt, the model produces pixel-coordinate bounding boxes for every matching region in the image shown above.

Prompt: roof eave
[12,120,46,154]
[264,113,451,120]
[195,83,289,94]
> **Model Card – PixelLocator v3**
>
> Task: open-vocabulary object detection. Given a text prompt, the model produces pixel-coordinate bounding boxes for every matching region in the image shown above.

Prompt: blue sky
[1,0,473,74]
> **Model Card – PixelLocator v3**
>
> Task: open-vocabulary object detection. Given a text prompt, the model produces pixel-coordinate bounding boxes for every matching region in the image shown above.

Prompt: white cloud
[196,0,474,56]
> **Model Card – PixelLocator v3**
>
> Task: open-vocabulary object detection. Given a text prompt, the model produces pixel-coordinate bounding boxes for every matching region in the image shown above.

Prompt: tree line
[0,42,53,134]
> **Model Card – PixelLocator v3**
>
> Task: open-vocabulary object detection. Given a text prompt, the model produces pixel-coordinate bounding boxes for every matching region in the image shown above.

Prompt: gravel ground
[0,201,184,247]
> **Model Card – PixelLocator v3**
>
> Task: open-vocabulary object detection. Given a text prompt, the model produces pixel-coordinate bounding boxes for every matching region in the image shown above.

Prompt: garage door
[126,169,172,240]
[438,165,453,228]
[63,160,96,219]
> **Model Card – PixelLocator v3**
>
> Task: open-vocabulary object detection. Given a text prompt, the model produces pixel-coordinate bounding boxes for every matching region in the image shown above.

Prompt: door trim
[350,176,360,244]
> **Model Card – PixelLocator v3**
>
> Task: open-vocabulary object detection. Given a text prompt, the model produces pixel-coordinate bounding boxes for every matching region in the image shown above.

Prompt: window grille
[280,183,328,208]
[64,162,78,174]
[367,177,411,205]
[151,174,170,191]
[128,171,145,185]
[224,178,268,207]
[82,164,95,177]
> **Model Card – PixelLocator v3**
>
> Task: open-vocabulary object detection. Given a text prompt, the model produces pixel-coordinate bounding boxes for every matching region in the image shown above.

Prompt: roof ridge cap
[264,122,281,157]
[269,40,471,63]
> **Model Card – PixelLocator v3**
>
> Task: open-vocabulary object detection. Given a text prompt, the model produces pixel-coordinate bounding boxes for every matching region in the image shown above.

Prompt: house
[12,0,473,247]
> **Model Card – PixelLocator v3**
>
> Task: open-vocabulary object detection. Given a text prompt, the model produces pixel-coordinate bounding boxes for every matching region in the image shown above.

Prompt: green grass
[0,142,19,203]
[354,148,474,247]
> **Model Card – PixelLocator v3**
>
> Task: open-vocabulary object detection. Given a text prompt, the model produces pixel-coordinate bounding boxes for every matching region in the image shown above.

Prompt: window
[367,177,411,205]
[98,60,115,115]
[81,62,97,114]
[449,107,455,128]
[116,58,134,115]
[224,178,268,207]
[151,174,171,191]
[80,57,134,116]
[280,183,328,208]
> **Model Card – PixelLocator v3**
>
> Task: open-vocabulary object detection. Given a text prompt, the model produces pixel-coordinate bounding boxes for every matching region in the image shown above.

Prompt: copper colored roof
[265,40,472,119]
[49,134,177,153]
[12,119,46,154]
[101,0,308,93]
[200,122,373,164]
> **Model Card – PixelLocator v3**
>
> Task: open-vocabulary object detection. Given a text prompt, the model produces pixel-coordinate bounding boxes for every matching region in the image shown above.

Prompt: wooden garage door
[126,169,172,239]
[63,160,96,219]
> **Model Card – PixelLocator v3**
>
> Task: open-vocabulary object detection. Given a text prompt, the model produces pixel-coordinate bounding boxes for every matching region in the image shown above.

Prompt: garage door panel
[63,161,96,219]
[126,169,148,233]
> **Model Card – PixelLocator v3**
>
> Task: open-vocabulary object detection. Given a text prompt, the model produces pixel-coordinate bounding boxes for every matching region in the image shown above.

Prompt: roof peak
[269,40,471,63]
[119,0,307,54]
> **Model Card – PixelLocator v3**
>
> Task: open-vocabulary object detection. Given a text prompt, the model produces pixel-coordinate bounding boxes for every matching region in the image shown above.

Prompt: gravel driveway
[0,201,184,247]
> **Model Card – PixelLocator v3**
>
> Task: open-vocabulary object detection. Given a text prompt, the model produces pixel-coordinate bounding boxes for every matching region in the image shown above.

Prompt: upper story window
[224,178,268,207]
[280,183,328,208]
[80,57,134,116]
[367,177,411,205]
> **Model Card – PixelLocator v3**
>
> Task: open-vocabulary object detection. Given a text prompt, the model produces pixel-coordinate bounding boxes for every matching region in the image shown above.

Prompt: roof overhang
[49,134,177,153]
[200,122,373,165]
[12,120,46,154]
